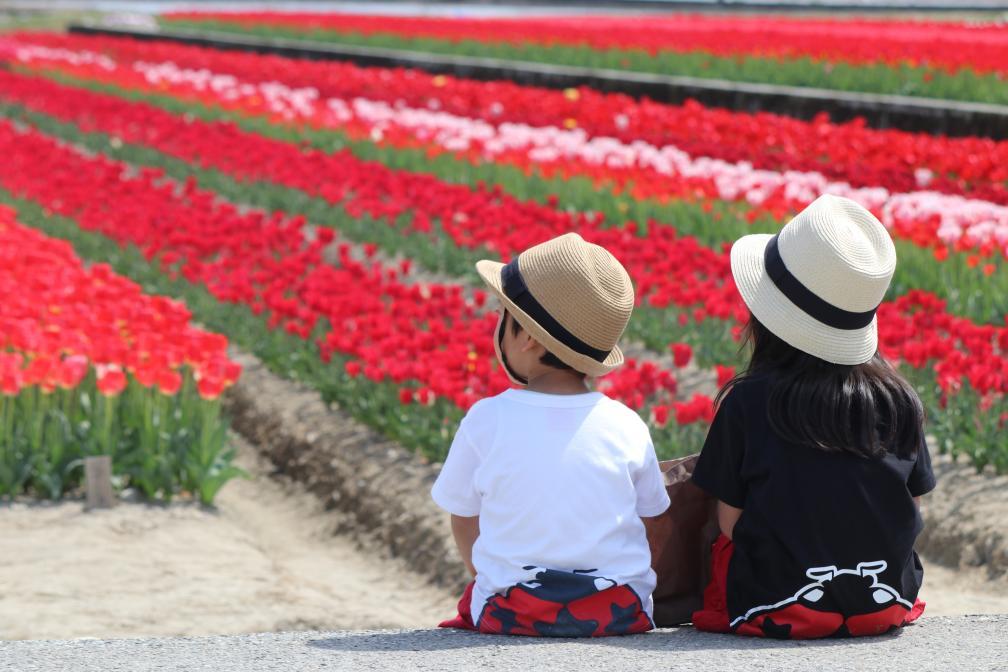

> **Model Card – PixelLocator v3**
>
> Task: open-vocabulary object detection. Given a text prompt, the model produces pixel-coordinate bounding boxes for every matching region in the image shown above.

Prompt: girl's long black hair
[717,316,926,459]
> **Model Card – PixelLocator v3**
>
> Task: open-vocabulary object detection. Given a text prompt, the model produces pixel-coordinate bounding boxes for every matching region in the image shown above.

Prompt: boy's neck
[524,368,591,395]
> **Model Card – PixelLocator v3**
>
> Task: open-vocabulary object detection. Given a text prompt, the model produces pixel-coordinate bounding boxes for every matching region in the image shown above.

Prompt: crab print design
[476,567,652,637]
[732,561,915,639]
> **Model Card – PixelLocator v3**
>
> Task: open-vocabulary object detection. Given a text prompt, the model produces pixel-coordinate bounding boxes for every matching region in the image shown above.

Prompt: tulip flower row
[9,33,1008,311]
[2,60,1004,337]
[4,122,725,459]
[15,62,1008,400]
[123,59,1008,259]
[0,67,756,365]
[157,12,1008,105]
[9,32,1008,208]
[0,116,708,445]
[0,118,495,406]
[0,203,240,501]
[0,99,1004,470]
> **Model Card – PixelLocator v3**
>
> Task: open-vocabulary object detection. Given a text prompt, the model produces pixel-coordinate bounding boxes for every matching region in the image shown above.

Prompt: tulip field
[0,29,1005,478]
[0,201,241,502]
[158,12,1008,104]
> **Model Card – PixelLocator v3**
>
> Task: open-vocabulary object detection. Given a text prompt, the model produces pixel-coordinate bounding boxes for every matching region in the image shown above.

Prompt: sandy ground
[918,562,1008,617]
[0,439,1004,641]
[0,440,457,641]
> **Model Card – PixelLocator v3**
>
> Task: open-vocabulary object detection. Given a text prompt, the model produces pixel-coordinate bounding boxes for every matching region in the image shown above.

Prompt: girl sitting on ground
[690,194,934,639]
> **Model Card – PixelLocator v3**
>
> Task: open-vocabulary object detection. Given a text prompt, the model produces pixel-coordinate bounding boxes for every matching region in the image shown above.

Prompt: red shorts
[440,579,653,637]
[692,535,926,639]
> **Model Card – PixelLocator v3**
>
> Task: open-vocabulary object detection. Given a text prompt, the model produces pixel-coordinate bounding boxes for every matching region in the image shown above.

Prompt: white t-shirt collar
[502,388,605,407]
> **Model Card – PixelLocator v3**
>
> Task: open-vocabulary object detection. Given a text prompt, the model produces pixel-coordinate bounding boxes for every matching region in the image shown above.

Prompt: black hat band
[501,258,611,363]
[764,234,879,331]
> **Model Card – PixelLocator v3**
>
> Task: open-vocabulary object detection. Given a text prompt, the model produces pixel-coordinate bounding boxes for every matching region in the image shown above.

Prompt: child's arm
[431,419,483,576]
[692,389,747,541]
[717,500,743,541]
[451,514,480,578]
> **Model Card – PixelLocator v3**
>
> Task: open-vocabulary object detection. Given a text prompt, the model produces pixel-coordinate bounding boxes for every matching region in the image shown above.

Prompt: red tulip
[670,342,692,368]
[715,365,736,389]
[57,354,90,390]
[196,376,226,400]
[96,365,127,397]
[156,368,183,396]
[0,351,23,396]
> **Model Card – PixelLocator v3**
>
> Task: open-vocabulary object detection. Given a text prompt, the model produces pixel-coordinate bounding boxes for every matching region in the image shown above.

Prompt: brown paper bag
[644,454,720,627]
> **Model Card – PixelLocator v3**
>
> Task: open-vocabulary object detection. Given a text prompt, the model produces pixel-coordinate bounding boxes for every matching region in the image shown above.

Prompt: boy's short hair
[505,310,584,377]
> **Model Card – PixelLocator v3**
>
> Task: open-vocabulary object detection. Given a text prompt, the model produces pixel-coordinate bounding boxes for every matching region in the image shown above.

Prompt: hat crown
[517,233,634,352]
[777,195,896,314]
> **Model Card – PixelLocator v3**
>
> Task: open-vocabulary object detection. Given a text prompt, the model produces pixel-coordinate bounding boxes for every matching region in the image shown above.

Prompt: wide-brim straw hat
[730,194,896,365]
[476,233,634,377]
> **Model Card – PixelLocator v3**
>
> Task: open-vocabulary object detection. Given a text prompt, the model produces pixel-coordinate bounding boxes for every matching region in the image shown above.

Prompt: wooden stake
[84,455,115,510]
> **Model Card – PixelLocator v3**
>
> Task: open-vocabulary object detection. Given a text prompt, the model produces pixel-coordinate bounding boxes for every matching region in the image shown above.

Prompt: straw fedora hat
[730,194,896,365]
[476,233,634,377]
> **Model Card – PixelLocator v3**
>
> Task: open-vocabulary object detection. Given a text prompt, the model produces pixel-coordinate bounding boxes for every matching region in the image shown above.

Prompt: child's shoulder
[597,394,648,422]
[461,391,508,425]
[720,373,771,407]
[455,393,508,449]
[591,396,652,442]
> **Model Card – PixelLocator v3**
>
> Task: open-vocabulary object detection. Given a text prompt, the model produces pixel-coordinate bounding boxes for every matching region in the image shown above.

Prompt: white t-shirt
[431,388,670,623]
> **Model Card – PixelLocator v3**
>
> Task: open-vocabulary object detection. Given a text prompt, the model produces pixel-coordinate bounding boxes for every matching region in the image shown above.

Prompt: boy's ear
[521,335,547,356]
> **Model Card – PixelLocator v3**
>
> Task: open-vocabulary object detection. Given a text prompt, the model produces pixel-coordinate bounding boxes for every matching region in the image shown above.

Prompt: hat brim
[730,234,878,366]
[476,259,624,378]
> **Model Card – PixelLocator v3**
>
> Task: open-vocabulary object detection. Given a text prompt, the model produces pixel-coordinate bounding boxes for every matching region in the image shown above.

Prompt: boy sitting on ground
[432,233,670,637]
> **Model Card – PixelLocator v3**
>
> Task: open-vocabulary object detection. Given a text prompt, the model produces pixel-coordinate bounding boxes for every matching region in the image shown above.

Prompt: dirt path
[0,437,1003,641]
[0,439,457,641]
[919,561,1008,617]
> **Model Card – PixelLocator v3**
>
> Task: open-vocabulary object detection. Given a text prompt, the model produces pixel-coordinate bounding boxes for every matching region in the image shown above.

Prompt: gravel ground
[3,616,1006,672]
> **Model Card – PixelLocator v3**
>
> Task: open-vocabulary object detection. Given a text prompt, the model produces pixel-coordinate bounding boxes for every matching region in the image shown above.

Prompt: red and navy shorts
[692,535,926,639]
[440,571,653,637]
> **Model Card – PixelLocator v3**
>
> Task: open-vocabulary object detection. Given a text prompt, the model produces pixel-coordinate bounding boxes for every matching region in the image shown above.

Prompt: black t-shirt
[692,375,936,631]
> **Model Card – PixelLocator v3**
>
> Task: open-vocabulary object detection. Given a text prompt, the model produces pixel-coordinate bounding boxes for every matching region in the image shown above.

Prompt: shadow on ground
[307,625,907,653]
